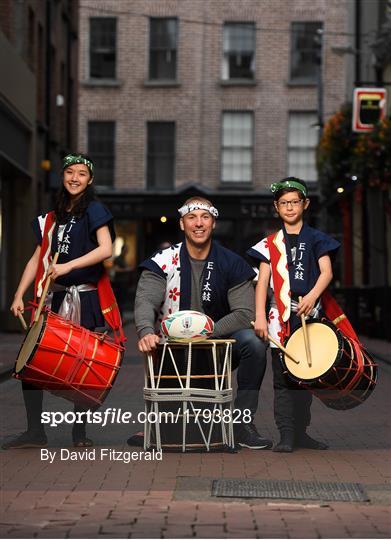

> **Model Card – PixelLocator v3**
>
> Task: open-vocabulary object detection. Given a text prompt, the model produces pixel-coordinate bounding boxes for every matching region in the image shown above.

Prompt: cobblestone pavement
[0,323,390,538]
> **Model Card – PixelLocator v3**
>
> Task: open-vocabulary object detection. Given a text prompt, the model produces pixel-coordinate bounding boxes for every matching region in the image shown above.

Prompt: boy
[248,177,340,452]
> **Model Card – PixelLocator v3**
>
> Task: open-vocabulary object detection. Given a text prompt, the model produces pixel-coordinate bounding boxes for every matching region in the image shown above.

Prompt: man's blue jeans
[230,329,268,420]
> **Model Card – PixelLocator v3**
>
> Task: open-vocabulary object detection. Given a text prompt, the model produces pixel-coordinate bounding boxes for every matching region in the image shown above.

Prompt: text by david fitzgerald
[41,448,162,464]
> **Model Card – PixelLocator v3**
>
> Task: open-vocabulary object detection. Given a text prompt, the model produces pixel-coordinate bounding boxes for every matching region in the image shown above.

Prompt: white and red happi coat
[32,211,125,343]
[250,230,291,347]
[140,241,256,340]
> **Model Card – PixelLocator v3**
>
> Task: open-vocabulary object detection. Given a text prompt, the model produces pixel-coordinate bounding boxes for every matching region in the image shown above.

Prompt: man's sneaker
[1,431,47,450]
[235,423,272,450]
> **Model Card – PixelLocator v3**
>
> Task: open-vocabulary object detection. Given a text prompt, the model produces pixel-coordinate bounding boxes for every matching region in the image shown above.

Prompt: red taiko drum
[281,319,377,410]
[14,311,124,408]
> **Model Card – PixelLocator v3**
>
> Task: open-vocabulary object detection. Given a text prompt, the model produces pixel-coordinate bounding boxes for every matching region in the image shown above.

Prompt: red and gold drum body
[282,320,377,410]
[14,311,123,408]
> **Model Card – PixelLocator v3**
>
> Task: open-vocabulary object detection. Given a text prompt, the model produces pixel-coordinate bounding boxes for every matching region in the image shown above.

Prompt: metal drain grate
[211,479,369,502]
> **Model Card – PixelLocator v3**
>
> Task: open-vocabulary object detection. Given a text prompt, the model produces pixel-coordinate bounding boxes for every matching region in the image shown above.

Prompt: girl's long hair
[54,154,97,223]
[54,183,97,223]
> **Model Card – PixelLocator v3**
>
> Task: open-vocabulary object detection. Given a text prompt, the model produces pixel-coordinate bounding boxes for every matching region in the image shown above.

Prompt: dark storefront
[0,102,34,329]
[101,184,321,267]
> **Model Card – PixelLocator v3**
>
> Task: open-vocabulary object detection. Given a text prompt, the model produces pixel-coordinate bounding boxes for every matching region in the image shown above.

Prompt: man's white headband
[178,202,219,218]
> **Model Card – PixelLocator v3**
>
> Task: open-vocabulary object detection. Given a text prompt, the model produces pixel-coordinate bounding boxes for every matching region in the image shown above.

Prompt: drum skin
[282,319,377,410]
[14,311,123,408]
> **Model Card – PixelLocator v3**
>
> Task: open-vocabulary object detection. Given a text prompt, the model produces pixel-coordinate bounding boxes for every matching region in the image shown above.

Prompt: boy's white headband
[178,202,219,218]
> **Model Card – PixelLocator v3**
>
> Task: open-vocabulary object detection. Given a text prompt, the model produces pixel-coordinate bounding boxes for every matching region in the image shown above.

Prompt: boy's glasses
[277,199,303,208]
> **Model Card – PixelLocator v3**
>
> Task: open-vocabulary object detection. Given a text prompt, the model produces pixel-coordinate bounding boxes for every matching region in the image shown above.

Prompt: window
[88,121,115,186]
[37,24,44,119]
[147,122,175,190]
[149,18,178,80]
[287,112,318,181]
[27,7,35,70]
[221,112,253,183]
[290,22,323,84]
[89,18,116,79]
[50,46,57,132]
[0,178,4,311]
[222,22,255,80]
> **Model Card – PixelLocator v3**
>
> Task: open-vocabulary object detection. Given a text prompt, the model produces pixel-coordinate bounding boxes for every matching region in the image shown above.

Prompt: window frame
[286,110,318,183]
[89,17,117,80]
[87,120,116,188]
[220,110,254,186]
[221,21,256,82]
[289,21,323,86]
[146,121,176,191]
[148,17,179,82]
[27,6,35,71]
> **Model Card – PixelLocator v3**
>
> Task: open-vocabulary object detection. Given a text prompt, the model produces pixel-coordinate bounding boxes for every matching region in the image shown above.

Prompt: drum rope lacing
[15,311,124,408]
[143,341,235,451]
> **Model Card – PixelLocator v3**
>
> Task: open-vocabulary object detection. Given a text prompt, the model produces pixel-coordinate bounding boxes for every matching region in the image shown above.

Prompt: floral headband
[270,179,307,197]
[178,202,219,218]
[63,154,94,175]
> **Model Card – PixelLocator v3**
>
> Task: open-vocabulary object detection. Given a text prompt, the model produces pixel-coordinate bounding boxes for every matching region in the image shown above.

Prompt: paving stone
[1,324,390,538]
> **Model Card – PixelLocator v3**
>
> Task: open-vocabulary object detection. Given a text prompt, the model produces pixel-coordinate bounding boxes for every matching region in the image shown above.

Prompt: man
[129,197,272,449]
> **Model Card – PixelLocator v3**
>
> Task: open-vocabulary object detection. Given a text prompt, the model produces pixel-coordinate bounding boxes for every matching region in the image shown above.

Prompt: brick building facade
[78,0,350,271]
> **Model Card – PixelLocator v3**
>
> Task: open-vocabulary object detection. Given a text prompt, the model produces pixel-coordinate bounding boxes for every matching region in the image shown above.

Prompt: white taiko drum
[143,340,235,452]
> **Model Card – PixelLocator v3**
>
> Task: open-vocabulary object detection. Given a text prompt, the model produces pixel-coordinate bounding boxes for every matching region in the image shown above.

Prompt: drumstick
[34,252,59,322]
[17,312,28,331]
[298,296,312,367]
[251,322,300,364]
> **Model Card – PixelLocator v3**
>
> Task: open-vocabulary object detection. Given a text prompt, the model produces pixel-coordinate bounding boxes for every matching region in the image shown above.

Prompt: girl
[4,153,119,449]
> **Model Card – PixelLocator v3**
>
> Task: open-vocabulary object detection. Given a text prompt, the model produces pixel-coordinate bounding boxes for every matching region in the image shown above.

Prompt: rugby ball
[160,310,214,341]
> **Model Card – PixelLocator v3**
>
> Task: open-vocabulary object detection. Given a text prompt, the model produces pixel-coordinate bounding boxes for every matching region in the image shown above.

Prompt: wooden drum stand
[143,339,235,452]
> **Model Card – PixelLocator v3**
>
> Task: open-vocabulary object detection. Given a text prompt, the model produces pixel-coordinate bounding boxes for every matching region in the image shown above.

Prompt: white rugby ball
[160,310,214,341]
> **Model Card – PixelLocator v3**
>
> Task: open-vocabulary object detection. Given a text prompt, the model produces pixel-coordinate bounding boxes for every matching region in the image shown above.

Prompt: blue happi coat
[140,240,255,325]
[248,223,340,299]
